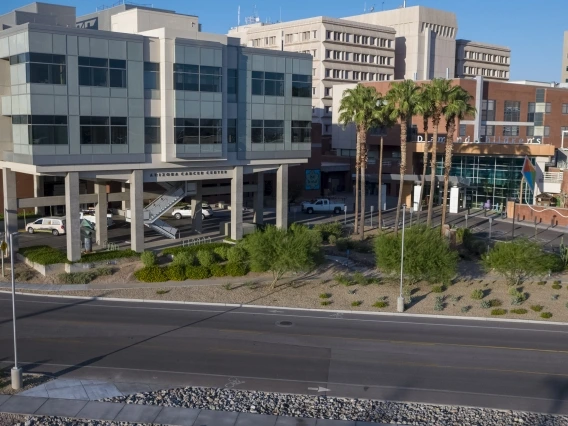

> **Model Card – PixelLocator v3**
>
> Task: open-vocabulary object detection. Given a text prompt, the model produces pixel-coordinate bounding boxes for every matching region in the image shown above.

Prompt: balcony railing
[543,172,563,183]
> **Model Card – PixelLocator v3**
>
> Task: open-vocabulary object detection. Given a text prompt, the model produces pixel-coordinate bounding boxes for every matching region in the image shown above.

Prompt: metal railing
[544,172,563,183]
[182,236,212,247]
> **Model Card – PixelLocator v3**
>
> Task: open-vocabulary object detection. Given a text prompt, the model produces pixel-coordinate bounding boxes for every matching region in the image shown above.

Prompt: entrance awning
[322,162,350,172]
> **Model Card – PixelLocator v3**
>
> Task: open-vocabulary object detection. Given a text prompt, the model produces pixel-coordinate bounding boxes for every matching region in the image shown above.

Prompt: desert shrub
[15,269,36,281]
[96,267,114,276]
[57,271,98,284]
[185,266,212,280]
[162,242,227,256]
[491,309,507,316]
[530,305,544,312]
[432,285,446,293]
[508,287,520,296]
[319,293,331,299]
[471,289,484,300]
[511,292,527,305]
[134,266,168,283]
[165,265,186,281]
[461,306,471,313]
[336,238,356,252]
[141,251,157,268]
[314,221,343,243]
[373,300,389,309]
[511,308,528,314]
[213,245,230,261]
[538,281,547,285]
[351,301,362,307]
[156,290,170,295]
[434,299,444,311]
[334,273,354,286]
[552,283,562,290]
[172,252,196,267]
[196,250,216,267]
[209,264,227,277]
[249,262,269,273]
[226,246,248,265]
[456,227,472,245]
[19,245,67,265]
[320,301,332,306]
[328,235,338,245]
[489,299,502,307]
[554,280,562,285]
[480,300,491,309]
[225,262,248,277]
[541,312,553,319]
[552,294,560,301]
[374,225,458,285]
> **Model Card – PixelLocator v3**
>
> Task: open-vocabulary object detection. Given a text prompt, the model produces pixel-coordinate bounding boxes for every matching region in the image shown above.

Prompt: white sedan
[172,204,214,220]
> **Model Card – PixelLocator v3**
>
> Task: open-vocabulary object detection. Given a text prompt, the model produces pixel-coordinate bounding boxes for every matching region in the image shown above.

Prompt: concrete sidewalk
[0,393,396,425]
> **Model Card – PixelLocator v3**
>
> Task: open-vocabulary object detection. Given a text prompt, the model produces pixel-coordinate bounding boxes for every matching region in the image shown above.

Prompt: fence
[181,236,212,247]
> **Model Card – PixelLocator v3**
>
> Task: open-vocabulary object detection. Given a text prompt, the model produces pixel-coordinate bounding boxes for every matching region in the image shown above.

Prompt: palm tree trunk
[354,134,360,234]
[426,127,438,226]
[394,119,407,234]
[377,135,384,232]
[360,131,367,239]
[441,119,456,229]
[417,127,429,225]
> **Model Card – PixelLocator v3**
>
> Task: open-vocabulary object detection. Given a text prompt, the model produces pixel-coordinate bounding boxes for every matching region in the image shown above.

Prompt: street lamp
[9,231,21,389]
[397,204,406,313]
[511,197,519,239]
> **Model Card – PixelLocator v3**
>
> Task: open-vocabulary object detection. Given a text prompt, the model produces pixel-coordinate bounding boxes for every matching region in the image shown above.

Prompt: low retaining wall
[16,254,65,276]
[507,201,568,227]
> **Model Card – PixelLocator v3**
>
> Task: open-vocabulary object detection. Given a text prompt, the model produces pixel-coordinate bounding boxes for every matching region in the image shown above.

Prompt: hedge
[209,264,227,277]
[185,266,212,280]
[165,265,186,281]
[80,249,140,263]
[225,262,248,277]
[19,245,68,265]
[134,266,168,282]
[162,242,227,256]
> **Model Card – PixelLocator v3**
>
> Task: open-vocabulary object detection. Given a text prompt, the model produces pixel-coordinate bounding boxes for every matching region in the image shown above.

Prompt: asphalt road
[2,295,568,415]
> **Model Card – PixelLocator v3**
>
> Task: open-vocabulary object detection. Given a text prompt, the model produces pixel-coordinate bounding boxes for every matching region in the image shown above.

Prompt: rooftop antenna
[237,5,240,30]
[364,2,366,12]
[403,0,406,7]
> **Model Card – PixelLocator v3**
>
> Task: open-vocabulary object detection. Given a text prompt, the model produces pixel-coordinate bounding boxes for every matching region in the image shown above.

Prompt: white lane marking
[308,386,331,392]
[1,295,568,335]
[0,359,563,405]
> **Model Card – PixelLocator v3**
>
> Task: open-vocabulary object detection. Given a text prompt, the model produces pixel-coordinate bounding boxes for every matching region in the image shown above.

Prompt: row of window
[324,68,392,81]
[12,115,311,145]
[325,31,393,48]
[250,72,312,97]
[324,49,393,66]
[173,64,222,93]
[464,51,509,64]
[421,22,455,38]
[460,124,560,138]
[463,66,508,79]
[481,100,568,122]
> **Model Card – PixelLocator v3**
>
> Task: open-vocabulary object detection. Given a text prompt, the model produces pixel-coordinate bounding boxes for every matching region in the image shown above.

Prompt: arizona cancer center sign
[144,169,233,182]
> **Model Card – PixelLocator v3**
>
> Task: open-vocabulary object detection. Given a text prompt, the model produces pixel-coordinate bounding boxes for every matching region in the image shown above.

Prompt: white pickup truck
[301,198,346,215]
[80,210,114,227]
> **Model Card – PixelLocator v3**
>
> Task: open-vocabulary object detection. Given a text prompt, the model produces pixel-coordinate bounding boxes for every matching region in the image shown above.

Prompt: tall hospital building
[228,5,511,135]
[0,2,312,260]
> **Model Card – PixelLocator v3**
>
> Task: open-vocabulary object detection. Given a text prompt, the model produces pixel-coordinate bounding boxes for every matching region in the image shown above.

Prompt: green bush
[491,309,507,316]
[185,266,212,280]
[141,251,157,268]
[434,300,444,311]
[319,293,331,299]
[489,299,503,307]
[156,290,170,295]
[134,266,168,282]
[328,235,338,245]
[432,285,446,293]
[227,246,248,265]
[511,292,527,305]
[471,289,484,300]
[320,300,332,306]
[530,305,544,312]
[96,267,114,276]
[480,300,491,309]
[554,280,562,285]
[80,249,139,263]
[334,273,354,286]
[336,238,356,252]
[249,262,269,273]
[537,281,547,285]
[351,301,362,307]
[552,283,562,290]
[511,308,528,314]
[19,245,67,265]
[172,252,196,267]
[508,287,520,296]
[314,222,343,243]
[374,225,458,285]
[461,306,471,313]
[373,300,389,309]
[209,264,227,277]
[541,312,553,319]
[165,265,186,281]
[162,242,228,256]
[225,262,248,277]
[196,250,216,267]
[456,227,472,245]
[57,271,97,284]
[213,245,230,261]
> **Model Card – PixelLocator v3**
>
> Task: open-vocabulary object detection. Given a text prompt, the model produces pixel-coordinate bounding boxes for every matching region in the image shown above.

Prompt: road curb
[2,290,568,326]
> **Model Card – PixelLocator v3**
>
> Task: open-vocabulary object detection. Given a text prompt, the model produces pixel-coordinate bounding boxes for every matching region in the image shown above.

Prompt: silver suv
[26,217,66,236]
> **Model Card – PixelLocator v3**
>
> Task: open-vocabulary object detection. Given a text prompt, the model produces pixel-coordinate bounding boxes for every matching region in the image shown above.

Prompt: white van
[26,217,66,236]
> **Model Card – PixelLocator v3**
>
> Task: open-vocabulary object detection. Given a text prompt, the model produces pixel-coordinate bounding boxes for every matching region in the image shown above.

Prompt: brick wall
[507,200,568,227]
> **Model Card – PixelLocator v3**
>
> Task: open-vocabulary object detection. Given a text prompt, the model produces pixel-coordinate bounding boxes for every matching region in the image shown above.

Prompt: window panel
[91,67,108,87]
[227,119,237,143]
[111,125,128,144]
[504,101,520,122]
[109,68,126,88]
[109,59,126,69]
[200,74,221,92]
[28,63,50,84]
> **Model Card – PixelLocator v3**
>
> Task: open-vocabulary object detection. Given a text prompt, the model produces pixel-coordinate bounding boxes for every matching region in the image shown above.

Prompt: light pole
[9,231,21,389]
[397,205,406,313]
[511,197,519,239]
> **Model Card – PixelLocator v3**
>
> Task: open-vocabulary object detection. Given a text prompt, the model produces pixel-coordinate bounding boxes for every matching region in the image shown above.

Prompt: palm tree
[374,96,396,233]
[386,79,421,234]
[414,83,435,225]
[426,79,454,227]
[440,87,476,228]
[338,84,381,239]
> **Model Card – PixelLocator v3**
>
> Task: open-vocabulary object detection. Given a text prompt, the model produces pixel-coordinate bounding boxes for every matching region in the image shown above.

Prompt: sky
[2,0,565,82]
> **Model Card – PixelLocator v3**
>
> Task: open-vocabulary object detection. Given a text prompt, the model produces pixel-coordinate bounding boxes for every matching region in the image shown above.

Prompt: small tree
[244,224,322,288]
[483,239,561,286]
[374,225,458,284]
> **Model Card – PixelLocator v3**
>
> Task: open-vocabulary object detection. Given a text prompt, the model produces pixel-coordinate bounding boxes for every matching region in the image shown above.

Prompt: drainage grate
[276,320,294,327]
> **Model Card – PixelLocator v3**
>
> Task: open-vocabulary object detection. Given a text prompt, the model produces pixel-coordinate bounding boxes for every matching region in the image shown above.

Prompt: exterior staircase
[148,218,179,239]
[143,182,186,239]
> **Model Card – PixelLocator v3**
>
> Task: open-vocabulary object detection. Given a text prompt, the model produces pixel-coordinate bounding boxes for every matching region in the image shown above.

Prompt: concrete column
[253,172,264,225]
[95,182,108,246]
[121,182,130,211]
[3,168,18,252]
[33,175,44,216]
[130,170,144,253]
[191,181,203,233]
[65,172,80,262]
[276,165,288,230]
[231,166,243,240]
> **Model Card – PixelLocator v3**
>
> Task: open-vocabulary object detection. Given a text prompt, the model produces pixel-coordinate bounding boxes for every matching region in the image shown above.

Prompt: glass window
[174,118,220,144]
[503,126,520,136]
[292,74,312,98]
[173,64,221,92]
[144,117,160,144]
[109,68,126,88]
[481,100,495,121]
[80,116,126,144]
[227,119,237,143]
[459,124,466,137]
[28,63,50,84]
[15,115,67,145]
[504,101,520,122]
[252,120,284,143]
[228,69,238,96]
[19,53,67,85]
[79,56,124,88]
[252,72,284,96]
[291,121,311,142]
[144,62,160,90]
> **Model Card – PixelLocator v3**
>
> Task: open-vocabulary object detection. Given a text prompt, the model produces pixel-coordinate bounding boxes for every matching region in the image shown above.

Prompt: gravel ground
[0,413,27,426]
[17,273,568,322]
[104,386,568,425]
[13,419,152,426]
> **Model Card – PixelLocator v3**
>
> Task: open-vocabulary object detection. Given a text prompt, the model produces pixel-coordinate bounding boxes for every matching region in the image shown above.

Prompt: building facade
[229,17,396,135]
[455,40,510,81]
[0,3,312,261]
[562,31,568,84]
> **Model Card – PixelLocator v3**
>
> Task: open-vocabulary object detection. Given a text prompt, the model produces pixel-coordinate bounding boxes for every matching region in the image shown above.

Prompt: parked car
[26,217,66,236]
[301,198,346,214]
[172,203,214,220]
[80,210,114,227]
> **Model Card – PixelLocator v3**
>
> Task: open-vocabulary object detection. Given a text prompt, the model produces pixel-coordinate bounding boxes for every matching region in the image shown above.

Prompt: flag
[521,156,536,194]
